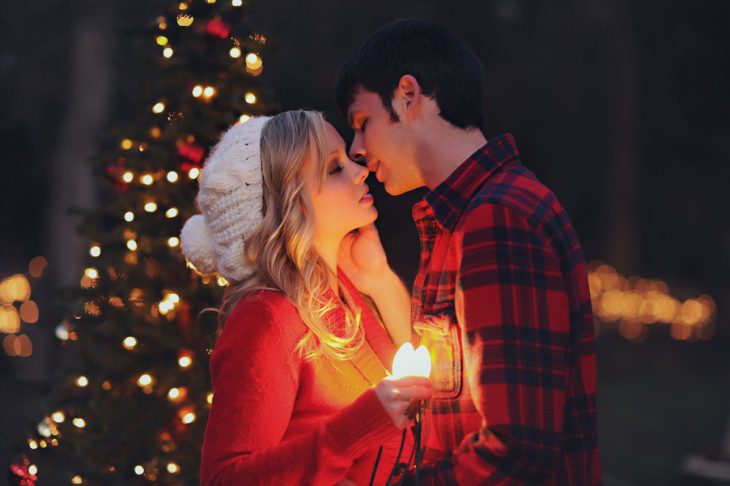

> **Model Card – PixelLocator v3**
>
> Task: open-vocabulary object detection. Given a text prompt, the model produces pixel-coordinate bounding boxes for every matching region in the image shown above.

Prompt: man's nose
[349,134,367,166]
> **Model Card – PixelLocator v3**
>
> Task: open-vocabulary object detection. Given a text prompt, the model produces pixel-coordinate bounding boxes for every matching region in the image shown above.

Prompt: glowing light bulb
[124,211,135,222]
[71,475,83,484]
[178,355,192,368]
[232,0,242,6]
[203,86,215,98]
[72,418,86,428]
[167,462,180,474]
[28,439,38,450]
[134,465,144,476]
[192,85,203,97]
[152,102,166,114]
[177,14,193,27]
[51,411,65,423]
[137,373,153,387]
[28,465,38,476]
[120,139,133,150]
[140,174,154,186]
[166,171,179,183]
[144,201,158,212]
[89,245,101,257]
[168,387,181,400]
[229,47,242,58]
[76,376,89,387]
[166,207,179,218]
[167,237,180,248]
[122,171,134,183]
[122,336,137,350]
[181,411,196,424]
[390,343,431,380]
[244,92,257,104]
[239,114,252,123]
[188,167,200,179]
[245,53,262,69]
[206,392,214,404]
[84,268,99,279]
[156,36,168,46]
[126,240,138,251]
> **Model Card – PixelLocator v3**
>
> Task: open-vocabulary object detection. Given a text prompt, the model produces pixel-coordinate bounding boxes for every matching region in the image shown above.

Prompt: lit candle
[390,342,431,380]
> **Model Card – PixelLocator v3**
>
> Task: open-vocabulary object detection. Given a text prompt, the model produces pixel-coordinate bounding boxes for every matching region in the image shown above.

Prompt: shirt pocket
[413,313,463,399]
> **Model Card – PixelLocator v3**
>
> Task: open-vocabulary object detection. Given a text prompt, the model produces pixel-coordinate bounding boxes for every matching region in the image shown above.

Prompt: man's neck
[418,126,487,190]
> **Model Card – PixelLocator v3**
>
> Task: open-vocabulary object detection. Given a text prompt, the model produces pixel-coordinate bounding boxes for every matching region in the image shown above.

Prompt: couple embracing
[180,19,601,486]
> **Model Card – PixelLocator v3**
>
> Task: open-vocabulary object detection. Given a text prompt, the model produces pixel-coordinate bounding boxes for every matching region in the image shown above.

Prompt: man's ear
[392,74,422,122]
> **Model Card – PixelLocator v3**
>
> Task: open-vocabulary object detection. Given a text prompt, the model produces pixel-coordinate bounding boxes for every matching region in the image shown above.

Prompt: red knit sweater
[200,271,412,485]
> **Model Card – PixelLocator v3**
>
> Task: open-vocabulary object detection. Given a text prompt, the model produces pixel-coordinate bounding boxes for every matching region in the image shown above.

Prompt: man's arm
[427,202,572,484]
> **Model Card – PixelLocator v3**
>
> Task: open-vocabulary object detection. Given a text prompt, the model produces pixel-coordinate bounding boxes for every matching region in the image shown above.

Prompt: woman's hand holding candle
[375,377,432,429]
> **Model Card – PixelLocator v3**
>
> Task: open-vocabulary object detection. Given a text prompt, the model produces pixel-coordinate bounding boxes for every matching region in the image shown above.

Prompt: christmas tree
[10,1,275,484]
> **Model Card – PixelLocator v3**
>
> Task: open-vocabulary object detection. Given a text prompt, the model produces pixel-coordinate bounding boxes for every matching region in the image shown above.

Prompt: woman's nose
[351,161,368,184]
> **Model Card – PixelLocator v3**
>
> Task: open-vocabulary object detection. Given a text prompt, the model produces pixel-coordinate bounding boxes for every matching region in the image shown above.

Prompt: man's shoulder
[460,164,561,229]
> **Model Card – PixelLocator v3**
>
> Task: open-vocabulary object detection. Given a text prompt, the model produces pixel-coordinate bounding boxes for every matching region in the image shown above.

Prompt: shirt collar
[413,133,520,230]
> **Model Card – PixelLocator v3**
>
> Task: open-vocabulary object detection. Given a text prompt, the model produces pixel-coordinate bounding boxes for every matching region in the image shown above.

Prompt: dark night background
[1,1,729,484]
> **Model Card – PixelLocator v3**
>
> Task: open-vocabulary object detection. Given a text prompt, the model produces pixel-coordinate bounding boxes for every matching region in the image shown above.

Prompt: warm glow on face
[390,343,431,379]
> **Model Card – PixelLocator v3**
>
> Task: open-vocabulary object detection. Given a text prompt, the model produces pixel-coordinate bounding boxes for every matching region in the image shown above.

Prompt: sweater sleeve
[200,292,399,486]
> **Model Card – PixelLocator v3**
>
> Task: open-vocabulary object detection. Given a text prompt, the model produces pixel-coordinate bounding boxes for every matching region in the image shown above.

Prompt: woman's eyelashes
[327,160,344,175]
[360,119,368,133]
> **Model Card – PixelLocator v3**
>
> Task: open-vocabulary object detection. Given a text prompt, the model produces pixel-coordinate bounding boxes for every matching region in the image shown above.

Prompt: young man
[335,19,602,485]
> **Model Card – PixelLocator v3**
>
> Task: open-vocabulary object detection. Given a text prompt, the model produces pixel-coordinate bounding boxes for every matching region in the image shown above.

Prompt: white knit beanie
[180,116,271,282]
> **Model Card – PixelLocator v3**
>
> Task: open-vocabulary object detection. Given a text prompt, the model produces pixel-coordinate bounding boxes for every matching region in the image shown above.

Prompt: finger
[390,376,433,388]
[392,386,432,401]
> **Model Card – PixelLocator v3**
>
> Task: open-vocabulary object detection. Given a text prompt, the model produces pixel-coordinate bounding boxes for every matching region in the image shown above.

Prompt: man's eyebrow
[348,110,360,127]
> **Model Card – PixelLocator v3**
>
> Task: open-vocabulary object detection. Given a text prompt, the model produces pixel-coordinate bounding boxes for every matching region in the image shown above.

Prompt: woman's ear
[392,74,422,122]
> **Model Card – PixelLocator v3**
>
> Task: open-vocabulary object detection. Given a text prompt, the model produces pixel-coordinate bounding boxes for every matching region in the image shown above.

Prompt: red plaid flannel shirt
[409,134,601,485]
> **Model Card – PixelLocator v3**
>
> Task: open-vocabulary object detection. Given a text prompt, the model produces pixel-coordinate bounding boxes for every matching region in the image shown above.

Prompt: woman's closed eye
[328,162,344,175]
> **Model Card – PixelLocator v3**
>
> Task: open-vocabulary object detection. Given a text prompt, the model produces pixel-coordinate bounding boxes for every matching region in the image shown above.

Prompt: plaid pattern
[410,134,601,485]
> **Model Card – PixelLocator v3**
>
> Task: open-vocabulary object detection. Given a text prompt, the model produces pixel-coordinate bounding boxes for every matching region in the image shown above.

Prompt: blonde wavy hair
[216,110,364,361]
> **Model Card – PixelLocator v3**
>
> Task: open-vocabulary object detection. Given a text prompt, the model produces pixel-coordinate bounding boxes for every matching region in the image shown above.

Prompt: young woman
[180,110,432,485]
